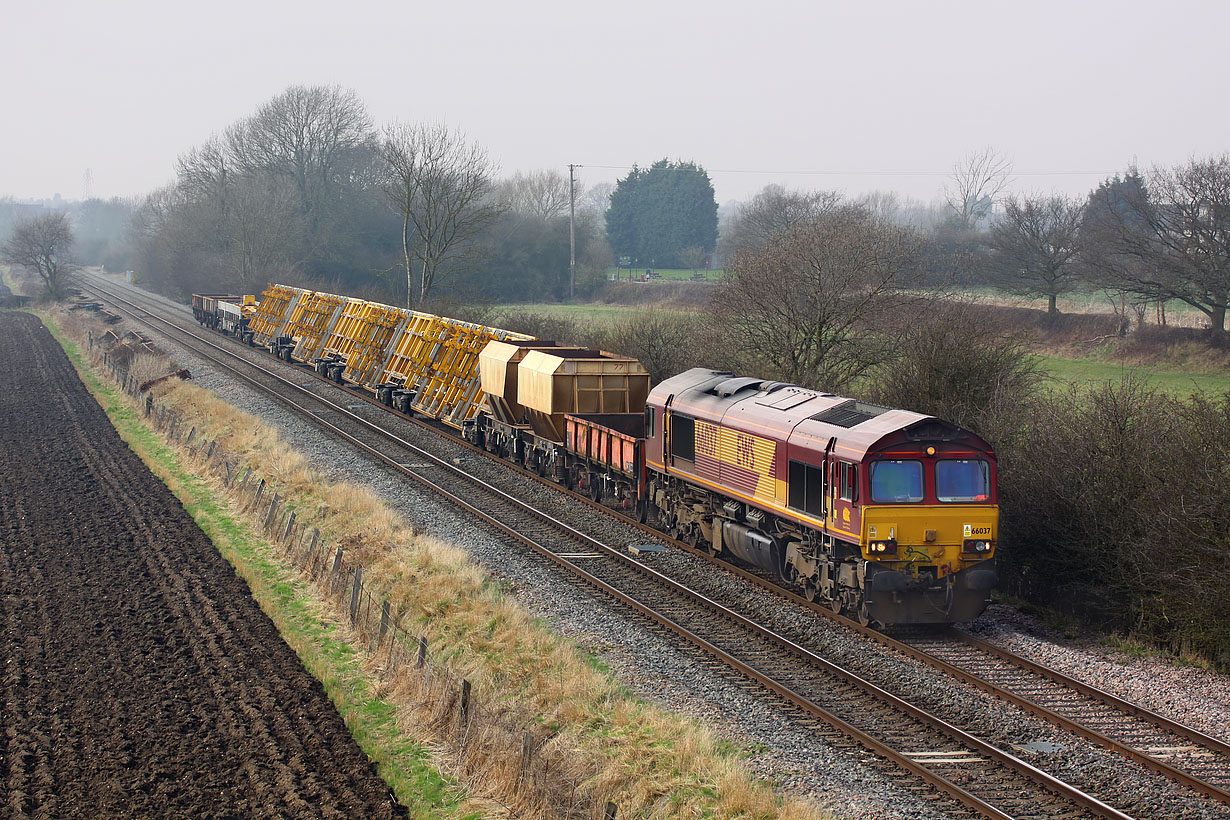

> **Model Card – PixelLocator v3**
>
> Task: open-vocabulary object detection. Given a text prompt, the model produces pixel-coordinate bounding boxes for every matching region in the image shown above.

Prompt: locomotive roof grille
[811,400,891,428]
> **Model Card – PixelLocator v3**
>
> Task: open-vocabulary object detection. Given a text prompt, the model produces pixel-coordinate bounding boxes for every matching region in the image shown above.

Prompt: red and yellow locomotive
[643,369,998,625]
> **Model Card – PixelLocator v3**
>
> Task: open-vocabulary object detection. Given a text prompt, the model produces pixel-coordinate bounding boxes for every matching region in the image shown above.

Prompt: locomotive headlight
[868,540,898,555]
[963,539,994,553]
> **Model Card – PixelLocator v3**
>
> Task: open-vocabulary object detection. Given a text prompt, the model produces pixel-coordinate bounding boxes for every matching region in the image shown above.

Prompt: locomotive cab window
[645,406,655,439]
[788,460,824,516]
[936,459,990,502]
[870,460,923,503]
[840,463,857,502]
[669,414,695,461]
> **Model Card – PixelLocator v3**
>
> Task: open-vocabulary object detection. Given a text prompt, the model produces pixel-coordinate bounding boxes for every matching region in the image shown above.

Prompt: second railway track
[78,273,1230,820]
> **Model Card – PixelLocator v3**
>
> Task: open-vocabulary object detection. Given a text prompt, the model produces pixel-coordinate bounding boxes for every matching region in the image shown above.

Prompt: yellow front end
[861,504,998,579]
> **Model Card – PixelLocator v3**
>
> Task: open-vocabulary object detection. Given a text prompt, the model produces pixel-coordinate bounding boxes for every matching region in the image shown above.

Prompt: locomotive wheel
[828,593,843,615]
[856,603,873,627]
[803,582,819,603]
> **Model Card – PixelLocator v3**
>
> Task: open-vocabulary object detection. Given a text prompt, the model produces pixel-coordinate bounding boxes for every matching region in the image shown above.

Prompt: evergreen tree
[605,159,718,267]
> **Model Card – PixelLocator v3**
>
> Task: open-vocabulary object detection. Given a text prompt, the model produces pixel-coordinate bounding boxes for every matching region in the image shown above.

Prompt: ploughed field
[0,312,402,818]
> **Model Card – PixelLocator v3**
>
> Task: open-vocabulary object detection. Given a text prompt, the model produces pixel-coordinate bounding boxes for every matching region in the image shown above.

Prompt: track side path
[0,311,404,818]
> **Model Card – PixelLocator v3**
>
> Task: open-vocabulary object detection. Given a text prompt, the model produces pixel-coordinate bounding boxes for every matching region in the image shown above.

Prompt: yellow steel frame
[319,298,408,385]
[377,315,532,428]
[285,292,346,361]
[248,285,305,343]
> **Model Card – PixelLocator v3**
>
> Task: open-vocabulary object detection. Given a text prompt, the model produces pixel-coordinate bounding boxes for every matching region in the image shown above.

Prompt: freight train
[192,285,998,626]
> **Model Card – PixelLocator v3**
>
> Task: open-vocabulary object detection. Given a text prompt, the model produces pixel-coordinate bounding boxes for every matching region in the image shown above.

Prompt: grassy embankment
[43,307,827,820]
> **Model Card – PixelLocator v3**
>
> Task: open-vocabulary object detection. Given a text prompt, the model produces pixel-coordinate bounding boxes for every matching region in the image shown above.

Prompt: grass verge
[40,310,474,819]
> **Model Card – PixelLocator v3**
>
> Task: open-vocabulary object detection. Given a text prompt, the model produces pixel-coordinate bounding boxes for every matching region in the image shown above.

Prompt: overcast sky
[5,0,1226,207]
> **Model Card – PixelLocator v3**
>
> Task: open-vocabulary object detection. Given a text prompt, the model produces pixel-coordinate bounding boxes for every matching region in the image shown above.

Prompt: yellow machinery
[284,291,347,361]
[245,283,536,430]
[319,298,410,386]
[249,285,308,345]
[377,314,533,429]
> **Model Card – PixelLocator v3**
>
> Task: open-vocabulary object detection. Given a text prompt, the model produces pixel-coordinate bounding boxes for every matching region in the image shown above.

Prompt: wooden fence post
[206,440,215,462]
[304,529,320,570]
[264,493,279,531]
[283,511,296,544]
[417,636,428,668]
[251,479,265,512]
[330,548,344,586]
[605,802,617,820]
[520,732,534,787]
[379,600,391,644]
[458,679,471,729]
[349,566,363,624]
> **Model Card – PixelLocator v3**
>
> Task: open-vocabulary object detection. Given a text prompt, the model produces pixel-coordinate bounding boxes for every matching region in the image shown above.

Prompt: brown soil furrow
[0,312,402,819]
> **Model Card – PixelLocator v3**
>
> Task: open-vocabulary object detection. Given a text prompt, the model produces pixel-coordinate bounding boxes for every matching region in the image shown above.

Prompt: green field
[1037,354,1230,396]
[606,266,723,282]
[500,302,697,322]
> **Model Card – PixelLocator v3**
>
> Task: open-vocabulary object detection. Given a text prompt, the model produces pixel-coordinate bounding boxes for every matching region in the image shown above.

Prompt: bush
[494,309,588,347]
[597,309,703,384]
[996,380,1230,666]
[868,301,1042,433]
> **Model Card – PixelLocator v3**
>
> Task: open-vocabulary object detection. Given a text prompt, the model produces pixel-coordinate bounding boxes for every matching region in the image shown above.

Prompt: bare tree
[381,122,501,308]
[711,211,922,391]
[989,194,1084,314]
[718,184,846,258]
[2,211,76,299]
[228,85,375,240]
[857,190,901,222]
[1082,157,1230,340]
[945,148,1013,229]
[497,169,574,219]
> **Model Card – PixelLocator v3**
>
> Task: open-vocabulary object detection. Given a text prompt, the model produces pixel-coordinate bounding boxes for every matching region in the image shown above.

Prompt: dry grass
[54,307,830,820]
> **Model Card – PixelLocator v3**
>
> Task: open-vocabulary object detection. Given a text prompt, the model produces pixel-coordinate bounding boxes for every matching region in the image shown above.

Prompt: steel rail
[80,275,1147,820]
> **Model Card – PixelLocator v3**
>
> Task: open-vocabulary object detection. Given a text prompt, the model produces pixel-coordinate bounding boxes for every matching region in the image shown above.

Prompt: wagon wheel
[589,476,603,502]
[634,498,649,524]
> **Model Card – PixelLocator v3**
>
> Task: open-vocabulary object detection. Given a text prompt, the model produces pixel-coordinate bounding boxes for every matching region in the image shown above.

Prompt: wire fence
[91,336,623,820]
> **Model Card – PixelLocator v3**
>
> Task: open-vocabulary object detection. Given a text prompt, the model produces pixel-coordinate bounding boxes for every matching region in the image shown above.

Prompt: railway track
[77,273,1228,819]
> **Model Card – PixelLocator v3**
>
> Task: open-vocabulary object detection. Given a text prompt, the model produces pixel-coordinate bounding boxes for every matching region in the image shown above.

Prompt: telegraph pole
[568,163,577,300]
